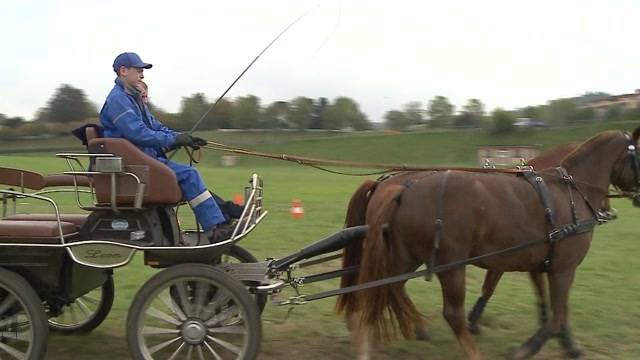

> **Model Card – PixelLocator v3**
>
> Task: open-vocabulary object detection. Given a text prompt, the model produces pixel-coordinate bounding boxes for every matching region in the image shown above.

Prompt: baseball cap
[112,52,152,72]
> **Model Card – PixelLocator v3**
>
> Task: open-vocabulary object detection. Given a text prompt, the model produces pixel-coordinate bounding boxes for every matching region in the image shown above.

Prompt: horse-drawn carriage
[1,127,639,359]
[0,128,272,359]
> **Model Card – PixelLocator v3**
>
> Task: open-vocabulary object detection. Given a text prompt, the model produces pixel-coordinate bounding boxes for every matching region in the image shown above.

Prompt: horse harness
[383,167,608,281]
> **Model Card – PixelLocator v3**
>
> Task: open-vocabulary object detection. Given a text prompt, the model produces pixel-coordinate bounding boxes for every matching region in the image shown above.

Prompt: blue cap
[112,52,152,72]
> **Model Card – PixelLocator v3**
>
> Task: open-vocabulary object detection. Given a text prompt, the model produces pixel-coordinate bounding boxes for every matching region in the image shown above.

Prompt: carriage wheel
[220,245,267,314]
[0,267,48,360]
[48,275,115,334]
[127,264,261,360]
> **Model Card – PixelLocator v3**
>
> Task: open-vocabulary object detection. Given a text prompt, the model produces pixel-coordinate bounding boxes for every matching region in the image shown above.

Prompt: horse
[337,141,585,337]
[341,128,640,359]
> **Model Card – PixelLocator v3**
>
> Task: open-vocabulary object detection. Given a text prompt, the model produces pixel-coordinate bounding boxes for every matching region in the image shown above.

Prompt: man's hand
[172,133,199,149]
[192,137,208,147]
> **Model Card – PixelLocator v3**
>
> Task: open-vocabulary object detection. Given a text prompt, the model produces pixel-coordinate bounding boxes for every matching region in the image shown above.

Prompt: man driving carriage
[99,52,235,243]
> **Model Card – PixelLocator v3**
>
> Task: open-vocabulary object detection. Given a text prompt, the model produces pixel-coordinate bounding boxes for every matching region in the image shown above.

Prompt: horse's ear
[633,126,640,143]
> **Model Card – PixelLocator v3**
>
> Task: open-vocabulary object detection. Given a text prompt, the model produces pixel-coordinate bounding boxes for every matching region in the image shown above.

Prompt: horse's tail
[356,184,421,341]
[336,179,379,315]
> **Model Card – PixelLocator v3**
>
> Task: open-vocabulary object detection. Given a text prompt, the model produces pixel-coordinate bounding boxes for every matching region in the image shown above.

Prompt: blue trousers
[158,158,226,231]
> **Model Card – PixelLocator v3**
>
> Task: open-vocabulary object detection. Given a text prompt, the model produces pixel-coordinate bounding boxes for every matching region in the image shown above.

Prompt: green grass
[1,122,639,359]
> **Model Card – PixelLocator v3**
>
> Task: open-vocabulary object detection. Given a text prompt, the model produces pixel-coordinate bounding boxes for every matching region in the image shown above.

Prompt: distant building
[581,89,640,118]
[477,145,539,167]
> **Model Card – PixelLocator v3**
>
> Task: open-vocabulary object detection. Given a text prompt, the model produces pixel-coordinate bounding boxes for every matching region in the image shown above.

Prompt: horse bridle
[622,131,640,206]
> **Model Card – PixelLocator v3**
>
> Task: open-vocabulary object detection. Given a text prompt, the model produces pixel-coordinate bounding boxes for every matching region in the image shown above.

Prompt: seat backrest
[86,126,99,143]
[0,168,46,190]
[87,138,183,205]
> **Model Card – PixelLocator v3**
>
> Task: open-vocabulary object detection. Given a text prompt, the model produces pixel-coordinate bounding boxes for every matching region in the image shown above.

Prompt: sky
[2,0,640,123]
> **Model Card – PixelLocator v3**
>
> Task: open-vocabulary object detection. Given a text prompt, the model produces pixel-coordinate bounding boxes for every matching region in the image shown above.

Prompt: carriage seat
[2,214,88,229]
[86,127,183,206]
[0,220,78,244]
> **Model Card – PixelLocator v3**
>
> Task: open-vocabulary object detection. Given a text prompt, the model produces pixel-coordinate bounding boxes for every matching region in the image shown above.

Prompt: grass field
[0,122,639,359]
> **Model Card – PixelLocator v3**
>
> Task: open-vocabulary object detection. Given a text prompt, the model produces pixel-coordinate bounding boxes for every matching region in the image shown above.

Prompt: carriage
[1,127,638,359]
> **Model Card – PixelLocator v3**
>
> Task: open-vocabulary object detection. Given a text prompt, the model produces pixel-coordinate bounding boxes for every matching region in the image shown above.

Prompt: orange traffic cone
[233,193,244,206]
[290,199,304,219]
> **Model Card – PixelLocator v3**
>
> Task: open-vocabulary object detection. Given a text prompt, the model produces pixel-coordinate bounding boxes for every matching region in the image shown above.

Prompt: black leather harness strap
[522,167,599,272]
[425,170,451,281]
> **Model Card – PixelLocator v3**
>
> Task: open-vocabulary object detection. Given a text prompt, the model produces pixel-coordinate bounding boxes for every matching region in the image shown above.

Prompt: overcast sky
[2,0,640,123]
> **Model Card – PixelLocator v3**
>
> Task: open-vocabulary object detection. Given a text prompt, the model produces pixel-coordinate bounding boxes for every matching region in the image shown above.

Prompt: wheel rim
[136,276,252,360]
[48,286,104,329]
[0,287,37,359]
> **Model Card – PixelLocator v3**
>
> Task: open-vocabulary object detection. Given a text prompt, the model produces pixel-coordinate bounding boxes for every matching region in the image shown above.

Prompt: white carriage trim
[189,190,212,208]
[113,109,135,124]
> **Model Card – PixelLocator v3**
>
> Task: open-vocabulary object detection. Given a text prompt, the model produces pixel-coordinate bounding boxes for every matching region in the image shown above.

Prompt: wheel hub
[181,320,207,344]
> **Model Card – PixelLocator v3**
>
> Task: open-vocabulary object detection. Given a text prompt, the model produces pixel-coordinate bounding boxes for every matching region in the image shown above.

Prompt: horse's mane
[560,130,623,169]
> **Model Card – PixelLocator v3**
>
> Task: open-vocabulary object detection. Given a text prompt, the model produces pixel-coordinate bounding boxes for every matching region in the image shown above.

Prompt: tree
[0,115,25,128]
[402,101,424,126]
[463,99,485,118]
[546,98,578,125]
[384,110,410,130]
[309,97,329,129]
[427,96,455,128]
[38,84,96,123]
[286,96,314,129]
[453,112,476,128]
[322,97,371,130]
[231,95,261,129]
[491,108,516,134]
[262,101,289,128]
[178,93,210,131]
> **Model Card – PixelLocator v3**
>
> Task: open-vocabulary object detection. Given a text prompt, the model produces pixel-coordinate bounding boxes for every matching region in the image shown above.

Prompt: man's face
[119,66,144,87]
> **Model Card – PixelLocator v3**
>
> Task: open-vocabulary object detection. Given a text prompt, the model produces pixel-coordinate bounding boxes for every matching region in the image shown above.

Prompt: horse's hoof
[565,346,583,359]
[508,346,533,360]
[415,327,430,341]
[468,323,481,335]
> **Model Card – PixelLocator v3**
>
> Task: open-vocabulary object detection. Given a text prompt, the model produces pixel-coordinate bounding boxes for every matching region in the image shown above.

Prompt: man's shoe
[207,223,236,244]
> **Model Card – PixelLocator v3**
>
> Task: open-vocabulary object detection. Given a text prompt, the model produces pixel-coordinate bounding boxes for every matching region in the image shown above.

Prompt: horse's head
[611,127,640,206]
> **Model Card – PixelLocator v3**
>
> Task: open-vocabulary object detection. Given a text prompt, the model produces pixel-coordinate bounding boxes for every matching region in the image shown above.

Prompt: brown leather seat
[88,134,183,206]
[0,220,77,244]
[3,214,88,229]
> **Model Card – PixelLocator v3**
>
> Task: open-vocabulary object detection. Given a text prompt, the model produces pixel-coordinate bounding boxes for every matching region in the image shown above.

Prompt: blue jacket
[99,79,178,159]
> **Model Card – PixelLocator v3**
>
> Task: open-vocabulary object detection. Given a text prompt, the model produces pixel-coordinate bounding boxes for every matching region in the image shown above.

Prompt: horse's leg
[511,269,579,360]
[468,270,503,334]
[528,271,549,326]
[548,269,583,358]
[438,267,483,360]
[351,312,373,360]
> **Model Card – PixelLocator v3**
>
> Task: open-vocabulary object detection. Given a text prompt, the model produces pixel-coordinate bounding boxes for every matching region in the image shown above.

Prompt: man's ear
[117,66,128,77]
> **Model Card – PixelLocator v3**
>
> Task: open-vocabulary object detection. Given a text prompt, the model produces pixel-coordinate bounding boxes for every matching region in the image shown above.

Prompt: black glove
[192,136,207,147]
[172,133,195,148]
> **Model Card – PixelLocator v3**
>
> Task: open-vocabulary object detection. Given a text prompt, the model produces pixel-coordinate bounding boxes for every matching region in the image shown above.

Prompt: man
[99,52,234,243]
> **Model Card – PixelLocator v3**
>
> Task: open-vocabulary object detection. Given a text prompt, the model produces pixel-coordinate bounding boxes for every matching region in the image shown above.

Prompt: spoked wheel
[219,245,267,314]
[48,275,115,334]
[0,267,48,360]
[127,264,261,360]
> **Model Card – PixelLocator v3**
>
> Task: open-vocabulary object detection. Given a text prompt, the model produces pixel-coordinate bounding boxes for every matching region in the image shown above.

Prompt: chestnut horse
[341,129,639,359]
[337,142,585,337]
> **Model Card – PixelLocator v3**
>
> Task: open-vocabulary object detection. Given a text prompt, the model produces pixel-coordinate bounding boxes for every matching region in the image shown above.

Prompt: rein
[204,141,526,175]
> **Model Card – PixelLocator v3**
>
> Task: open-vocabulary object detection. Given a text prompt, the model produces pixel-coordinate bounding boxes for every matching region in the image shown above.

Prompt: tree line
[0,84,372,139]
[0,84,629,139]
[382,91,628,133]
